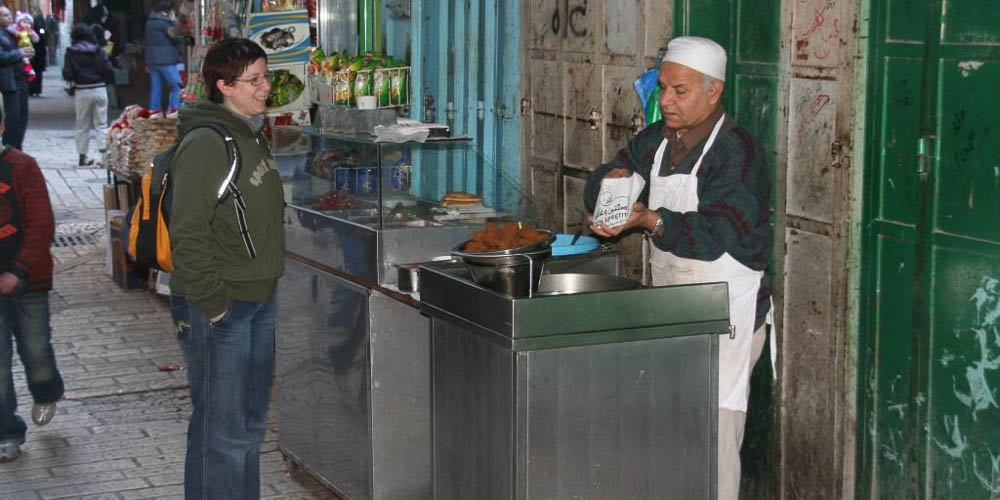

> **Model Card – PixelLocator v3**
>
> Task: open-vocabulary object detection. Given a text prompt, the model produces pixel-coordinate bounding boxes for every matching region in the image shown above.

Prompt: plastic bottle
[645,86,662,125]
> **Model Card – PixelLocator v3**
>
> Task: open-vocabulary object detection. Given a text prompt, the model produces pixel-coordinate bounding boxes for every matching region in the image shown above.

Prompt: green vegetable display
[314,49,410,107]
[267,69,305,108]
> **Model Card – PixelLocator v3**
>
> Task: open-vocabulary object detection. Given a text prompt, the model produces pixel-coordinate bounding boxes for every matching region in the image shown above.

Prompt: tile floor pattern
[0,70,340,499]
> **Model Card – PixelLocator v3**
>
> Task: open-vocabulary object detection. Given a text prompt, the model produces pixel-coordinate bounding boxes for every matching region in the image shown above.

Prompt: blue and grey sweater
[584,114,773,328]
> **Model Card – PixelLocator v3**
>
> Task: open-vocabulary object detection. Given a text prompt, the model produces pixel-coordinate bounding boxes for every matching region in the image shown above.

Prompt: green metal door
[674,0,780,160]
[674,1,780,497]
[859,0,1000,497]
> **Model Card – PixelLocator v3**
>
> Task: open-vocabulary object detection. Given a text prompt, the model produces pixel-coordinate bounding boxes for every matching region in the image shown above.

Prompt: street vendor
[583,36,774,500]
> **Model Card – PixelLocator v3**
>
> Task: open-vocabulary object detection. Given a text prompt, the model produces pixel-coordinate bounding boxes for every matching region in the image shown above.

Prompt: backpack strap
[183,123,241,203]
[226,182,257,259]
[178,123,257,260]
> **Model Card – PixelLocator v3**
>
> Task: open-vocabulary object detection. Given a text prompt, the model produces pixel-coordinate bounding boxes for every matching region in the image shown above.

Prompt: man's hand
[588,202,658,238]
[586,168,641,237]
[20,46,34,58]
[0,272,22,295]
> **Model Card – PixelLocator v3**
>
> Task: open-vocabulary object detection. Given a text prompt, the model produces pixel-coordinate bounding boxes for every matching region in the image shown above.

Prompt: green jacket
[169,100,286,318]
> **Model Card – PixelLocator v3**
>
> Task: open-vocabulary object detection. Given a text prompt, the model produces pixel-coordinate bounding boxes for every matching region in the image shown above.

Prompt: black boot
[78,154,94,167]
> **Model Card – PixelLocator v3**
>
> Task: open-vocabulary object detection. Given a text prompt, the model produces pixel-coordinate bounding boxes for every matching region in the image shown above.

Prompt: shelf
[276,126,473,145]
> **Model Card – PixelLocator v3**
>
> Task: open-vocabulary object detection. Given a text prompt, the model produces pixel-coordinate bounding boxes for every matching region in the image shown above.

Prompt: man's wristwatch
[646,216,664,237]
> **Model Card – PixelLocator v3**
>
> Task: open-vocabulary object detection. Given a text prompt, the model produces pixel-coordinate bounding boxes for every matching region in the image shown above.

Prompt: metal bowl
[452,229,555,297]
[452,230,555,261]
[535,273,640,296]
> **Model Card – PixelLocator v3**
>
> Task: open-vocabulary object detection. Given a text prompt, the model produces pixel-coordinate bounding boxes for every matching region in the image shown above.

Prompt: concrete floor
[0,70,339,500]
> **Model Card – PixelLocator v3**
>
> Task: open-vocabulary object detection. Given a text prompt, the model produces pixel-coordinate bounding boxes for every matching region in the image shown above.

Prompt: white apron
[647,115,775,412]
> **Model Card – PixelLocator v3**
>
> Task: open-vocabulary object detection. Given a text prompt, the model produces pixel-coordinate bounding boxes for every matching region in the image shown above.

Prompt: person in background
[45,14,57,67]
[0,105,65,463]
[62,23,113,167]
[83,3,111,56]
[28,10,47,97]
[584,36,774,500]
[169,38,285,500]
[7,12,39,83]
[145,0,183,112]
[0,6,32,150]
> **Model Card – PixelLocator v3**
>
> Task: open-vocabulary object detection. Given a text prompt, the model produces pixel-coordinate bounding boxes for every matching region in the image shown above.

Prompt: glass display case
[272,126,536,285]
[272,126,539,499]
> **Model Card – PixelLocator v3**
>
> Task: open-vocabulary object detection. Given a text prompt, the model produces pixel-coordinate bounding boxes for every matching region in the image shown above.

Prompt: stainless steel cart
[420,262,730,500]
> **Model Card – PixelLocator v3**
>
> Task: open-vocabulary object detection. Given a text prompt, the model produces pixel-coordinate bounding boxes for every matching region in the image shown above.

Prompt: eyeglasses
[233,75,269,87]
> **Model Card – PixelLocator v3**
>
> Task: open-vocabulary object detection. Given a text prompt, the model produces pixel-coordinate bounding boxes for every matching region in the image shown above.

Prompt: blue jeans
[0,291,64,442]
[171,293,277,500]
[149,63,182,112]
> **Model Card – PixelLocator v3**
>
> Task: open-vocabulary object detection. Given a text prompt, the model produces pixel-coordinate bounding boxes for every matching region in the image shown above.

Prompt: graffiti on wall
[550,0,588,38]
[798,93,831,136]
[795,0,840,62]
[934,276,1000,495]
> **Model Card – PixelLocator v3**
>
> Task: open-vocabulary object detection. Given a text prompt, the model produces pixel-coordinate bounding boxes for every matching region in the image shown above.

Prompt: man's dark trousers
[2,76,28,149]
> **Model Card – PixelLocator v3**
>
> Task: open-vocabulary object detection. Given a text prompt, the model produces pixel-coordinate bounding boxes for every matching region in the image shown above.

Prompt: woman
[28,10,47,96]
[83,4,111,54]
[168,38,285,500]
[145,0,183,112]
[62,24,112,167]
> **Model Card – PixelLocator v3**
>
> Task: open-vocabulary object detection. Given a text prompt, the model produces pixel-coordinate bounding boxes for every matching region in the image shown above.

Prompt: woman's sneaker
[0,438,23,462]
[78,154,94,167]
[32,401,57,426]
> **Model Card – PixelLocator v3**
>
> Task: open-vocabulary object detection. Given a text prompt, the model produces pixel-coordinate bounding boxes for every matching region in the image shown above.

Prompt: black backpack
[124,123,256,272]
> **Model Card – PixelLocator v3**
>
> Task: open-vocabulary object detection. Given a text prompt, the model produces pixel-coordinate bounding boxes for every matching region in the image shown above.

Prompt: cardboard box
[103,184,118,210]
[105,209,127,277]
[245,10,311,65]
[109,214,145,290]
[116,183,132,210]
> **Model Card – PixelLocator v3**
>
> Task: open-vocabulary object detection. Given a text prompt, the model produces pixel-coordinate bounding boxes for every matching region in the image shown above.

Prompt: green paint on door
[859,0,1000,497]
[674,0,781,497]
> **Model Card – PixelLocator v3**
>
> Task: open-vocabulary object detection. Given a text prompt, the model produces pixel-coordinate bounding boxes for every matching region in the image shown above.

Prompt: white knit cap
[661,36,727,82]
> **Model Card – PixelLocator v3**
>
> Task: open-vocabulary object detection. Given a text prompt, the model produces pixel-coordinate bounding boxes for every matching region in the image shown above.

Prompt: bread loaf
[441,191,483,207]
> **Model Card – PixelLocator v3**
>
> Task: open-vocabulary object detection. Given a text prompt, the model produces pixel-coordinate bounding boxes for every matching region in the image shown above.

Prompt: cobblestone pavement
[1,70,339,499]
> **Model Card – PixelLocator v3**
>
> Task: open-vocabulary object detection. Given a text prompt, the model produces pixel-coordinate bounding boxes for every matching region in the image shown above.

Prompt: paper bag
[592,174,646,228]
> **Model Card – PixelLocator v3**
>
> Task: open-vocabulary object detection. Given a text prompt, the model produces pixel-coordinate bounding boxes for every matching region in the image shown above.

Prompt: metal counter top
[419,260,731,350]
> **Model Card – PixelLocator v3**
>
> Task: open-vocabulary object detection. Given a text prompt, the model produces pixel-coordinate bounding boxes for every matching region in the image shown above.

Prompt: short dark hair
[71,23,95,43]
[153,0,176,12]
[203,38,267,103]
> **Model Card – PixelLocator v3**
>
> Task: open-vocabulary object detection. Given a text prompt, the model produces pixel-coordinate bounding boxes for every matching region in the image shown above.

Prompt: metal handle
[915,135,935,174]
[516,252,546,298]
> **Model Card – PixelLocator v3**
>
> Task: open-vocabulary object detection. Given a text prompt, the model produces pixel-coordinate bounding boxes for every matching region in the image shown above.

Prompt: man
[0,6,33,150]
[0,107,64,462]
[45,14,58,67]
[584,36,774,499]
[28,10,48,97]
[145,0,184,112]
[168,38,285,499]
